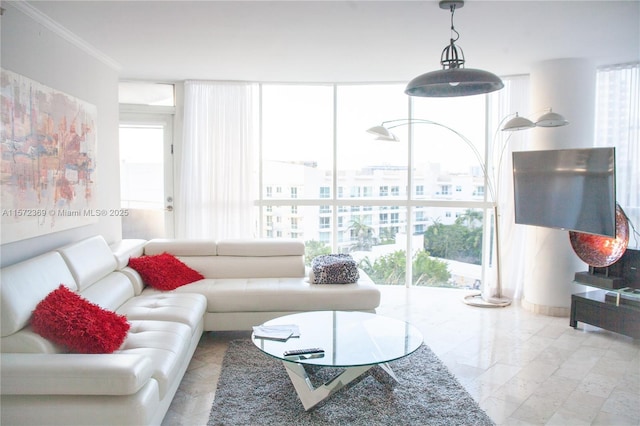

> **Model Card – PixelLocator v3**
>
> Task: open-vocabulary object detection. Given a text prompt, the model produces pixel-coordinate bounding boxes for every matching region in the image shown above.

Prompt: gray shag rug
[208,340,495,425]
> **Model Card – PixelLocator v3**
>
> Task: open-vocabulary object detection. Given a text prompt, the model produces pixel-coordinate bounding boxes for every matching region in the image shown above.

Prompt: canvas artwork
[1,69,98,243]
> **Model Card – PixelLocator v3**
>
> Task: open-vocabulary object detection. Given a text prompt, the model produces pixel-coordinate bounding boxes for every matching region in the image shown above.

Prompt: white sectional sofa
[139,238,381,331]
[0,235,380,425]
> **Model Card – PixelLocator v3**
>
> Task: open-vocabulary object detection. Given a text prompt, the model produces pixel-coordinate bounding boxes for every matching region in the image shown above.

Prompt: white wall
[0,3,121,267]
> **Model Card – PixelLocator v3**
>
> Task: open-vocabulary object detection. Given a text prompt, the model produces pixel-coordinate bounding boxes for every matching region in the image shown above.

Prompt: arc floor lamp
[370,0,569,306]
[367,110,569,308]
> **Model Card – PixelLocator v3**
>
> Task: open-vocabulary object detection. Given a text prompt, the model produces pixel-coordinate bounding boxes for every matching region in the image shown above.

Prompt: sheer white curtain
[177,81,259,239]
[595,63,640,249]
[487,75,530,300]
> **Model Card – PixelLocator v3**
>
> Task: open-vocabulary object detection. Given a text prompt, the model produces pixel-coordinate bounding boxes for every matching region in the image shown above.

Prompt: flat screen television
[512,147,616,237]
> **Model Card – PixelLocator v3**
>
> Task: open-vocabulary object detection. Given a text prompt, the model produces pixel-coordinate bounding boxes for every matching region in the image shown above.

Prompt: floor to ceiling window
[595,62,639,249]
[259,83,491,288]
[118,65,637,289]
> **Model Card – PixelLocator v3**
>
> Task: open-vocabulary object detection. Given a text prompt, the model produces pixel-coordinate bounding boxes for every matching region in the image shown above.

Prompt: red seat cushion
[128,252,204,291]
[32,285,130,354]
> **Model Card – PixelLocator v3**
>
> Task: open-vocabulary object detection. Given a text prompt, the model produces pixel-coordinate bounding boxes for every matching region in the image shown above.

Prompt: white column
[521,58,596,316]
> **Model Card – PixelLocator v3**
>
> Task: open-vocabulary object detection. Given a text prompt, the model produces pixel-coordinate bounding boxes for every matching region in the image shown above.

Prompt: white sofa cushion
[143,275,381,313]
[179,255,305,279]
[1,353,153,395]
[79,271,135,312]
[119,320,192,399]
[216,239,304,256]
[1,327,66,354]
[111,239,146,270]
[57,236,117,292]
[119,266,147,295]
[117,293,207,330]
[143,238,307,279]
[1,252,78,338]
[0,381,161,426]
[144,239,217,256]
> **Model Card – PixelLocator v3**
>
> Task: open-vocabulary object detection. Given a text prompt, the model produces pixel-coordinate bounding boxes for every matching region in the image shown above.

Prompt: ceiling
[25,0,640,83]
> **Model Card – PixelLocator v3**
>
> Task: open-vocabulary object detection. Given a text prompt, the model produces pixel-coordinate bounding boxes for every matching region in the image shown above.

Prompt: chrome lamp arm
[367,119,495,202]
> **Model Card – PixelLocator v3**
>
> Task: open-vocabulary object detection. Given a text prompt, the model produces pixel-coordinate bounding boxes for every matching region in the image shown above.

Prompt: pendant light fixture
[405,0,504,97]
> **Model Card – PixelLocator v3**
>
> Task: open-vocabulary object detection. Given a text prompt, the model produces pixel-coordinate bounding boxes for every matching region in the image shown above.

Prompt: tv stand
[570,290,640,339]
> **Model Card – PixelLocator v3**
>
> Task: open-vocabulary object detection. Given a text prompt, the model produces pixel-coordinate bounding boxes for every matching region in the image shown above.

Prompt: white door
[119,114,174,239]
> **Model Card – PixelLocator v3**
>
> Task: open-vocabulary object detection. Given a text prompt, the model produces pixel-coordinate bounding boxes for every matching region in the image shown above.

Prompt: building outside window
[319,217,330,229]
[259,83,490,288]
[363,186,373,197]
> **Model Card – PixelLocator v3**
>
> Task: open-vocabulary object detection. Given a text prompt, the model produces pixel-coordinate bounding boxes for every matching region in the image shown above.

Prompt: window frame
[256,82,494,287]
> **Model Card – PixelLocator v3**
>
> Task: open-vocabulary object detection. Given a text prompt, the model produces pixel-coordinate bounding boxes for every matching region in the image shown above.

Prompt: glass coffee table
[251,311,423,410]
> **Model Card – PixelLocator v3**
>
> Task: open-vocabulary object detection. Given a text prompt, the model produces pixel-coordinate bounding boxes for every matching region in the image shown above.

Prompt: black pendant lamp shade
[405,0,504,97]
[405,68,504,97]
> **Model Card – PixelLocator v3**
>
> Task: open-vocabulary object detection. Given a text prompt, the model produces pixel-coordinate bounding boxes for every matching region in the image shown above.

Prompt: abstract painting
[1,69,98,243]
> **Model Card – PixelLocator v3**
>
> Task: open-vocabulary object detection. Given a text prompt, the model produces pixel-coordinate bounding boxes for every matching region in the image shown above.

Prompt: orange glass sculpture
[569,204,629,267]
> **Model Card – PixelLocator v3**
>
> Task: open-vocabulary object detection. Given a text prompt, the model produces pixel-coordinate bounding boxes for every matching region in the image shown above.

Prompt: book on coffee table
[252,324,300,341]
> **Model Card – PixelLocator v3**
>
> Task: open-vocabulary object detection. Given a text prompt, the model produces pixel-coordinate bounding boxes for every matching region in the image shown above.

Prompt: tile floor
[162,286,640,426]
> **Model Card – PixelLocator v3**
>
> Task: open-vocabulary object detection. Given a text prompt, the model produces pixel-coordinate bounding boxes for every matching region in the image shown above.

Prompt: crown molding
[10,1,122,72]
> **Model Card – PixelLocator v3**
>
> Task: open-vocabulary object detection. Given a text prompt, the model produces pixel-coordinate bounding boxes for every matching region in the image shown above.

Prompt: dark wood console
[570,290,640,339]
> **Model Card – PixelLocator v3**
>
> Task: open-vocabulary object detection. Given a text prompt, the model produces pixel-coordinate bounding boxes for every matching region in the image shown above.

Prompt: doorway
[119,114,174,239]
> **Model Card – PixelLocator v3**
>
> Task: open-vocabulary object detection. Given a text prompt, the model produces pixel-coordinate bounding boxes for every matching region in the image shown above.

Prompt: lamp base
[463,292,511,308]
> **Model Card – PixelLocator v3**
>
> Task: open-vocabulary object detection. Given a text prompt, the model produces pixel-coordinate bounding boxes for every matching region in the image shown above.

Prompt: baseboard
[521,298,570,317]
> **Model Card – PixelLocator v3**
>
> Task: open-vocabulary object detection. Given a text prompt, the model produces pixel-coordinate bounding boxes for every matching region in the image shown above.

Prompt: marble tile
[560,388,607,421]
[476,363,522,387]
[546,408,592,426]
[510,393,565,424]
[575,371,618,398]
[162,286,640,426]
[600,389,640,419]
[480,396,520,424]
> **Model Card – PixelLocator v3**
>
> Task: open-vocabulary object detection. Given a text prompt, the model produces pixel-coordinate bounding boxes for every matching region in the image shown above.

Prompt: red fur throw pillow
[32,285,130,354]
[128,253,204,291]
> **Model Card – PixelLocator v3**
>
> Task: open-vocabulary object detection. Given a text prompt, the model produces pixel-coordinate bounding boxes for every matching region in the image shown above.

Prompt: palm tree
[378,227,396,245]
[455,209,483,228]
[348,216,375,251]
